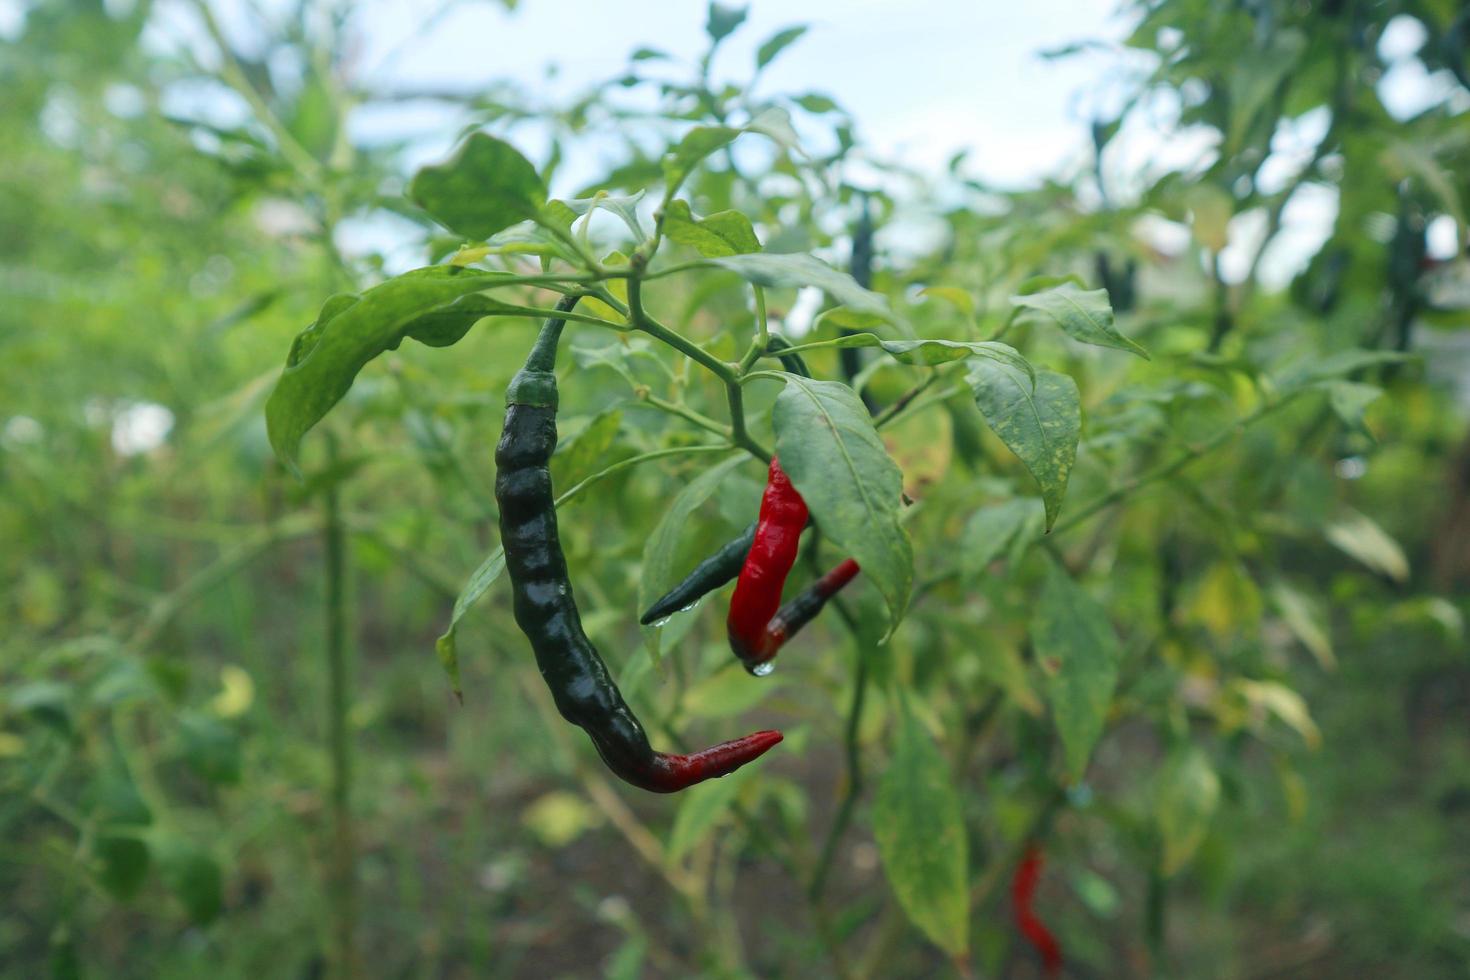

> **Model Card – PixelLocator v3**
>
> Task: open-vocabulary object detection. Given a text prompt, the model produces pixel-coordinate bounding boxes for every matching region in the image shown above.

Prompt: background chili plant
[2,1,1468,978]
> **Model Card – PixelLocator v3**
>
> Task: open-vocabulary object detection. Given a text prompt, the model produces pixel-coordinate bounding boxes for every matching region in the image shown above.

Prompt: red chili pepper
[1012,845,1063,977]
[727,457,861,671]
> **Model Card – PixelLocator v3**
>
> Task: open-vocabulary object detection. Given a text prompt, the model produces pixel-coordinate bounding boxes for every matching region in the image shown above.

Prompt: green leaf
[707,253,894,321]
[152,834,223,925]
[667,765,756,861]
[1011,282,1148,360]
[94,835,150,900]
[663,110,800,189]
[664,125,743,187]
[756,25,807,69]
[266,267,517,474]
[806,330,1033,378]
[771,376,912,634]
[705,2,748,42]
[661,200,761,257]
[959,498,1041,580]
[1327,381,1381,435]
[177,711,241,785]
[967,365,1080,531]
[1031,563,1122,781]
[792,92,840,114]
[552,407,622,488]
[1270,579,1335,670]
[1324,509,1409,583]
[409,132,546,240]
[683,666,782,719]
[1154,746,1220,876]
[1279,349,1412,390]
[435,545,506,699]
[546,191,648,242]
[873,704,970,957]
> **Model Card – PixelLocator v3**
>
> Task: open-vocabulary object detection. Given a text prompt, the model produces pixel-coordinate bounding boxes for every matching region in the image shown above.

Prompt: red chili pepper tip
[641,729,784,793]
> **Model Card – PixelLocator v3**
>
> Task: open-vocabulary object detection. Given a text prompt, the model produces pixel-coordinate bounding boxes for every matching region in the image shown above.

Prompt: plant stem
[626,274,735,382]
[809,597,871,902]
[633,394,733,440]
[625,267,773,461]
[1050,393,1299,535]
[321,442,359,980]
[553,445,733,506]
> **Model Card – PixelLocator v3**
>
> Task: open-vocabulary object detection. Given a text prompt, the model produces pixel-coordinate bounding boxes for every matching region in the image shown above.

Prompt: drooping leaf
[1270,579,1335,670]
[1232,679,1321,748]
[1154,746,1220,876]
[661,200,761,257]
[435,545,505,699]
[1031,563,1122,781]
[1011,282,1147,359]
[409,132,546,240]
[1325,509,1409,583]
[771,376,912,634]
[266,267,518,474]
[873,704,970,957]
[706,253,893,321]
[967,364,1081,531]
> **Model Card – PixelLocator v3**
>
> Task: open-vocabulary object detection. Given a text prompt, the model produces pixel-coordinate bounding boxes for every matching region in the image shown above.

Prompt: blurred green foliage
[2,0,1468,978]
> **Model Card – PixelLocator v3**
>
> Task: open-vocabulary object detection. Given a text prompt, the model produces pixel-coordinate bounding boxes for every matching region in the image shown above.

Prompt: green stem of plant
[872,374,940,430]
[554,445,734,506]
[809,596,871,903]
[322,442,359,980]
[626,273,734,382]
[1050,393,1299,535]
[635,393,733,440]
[625,268,772,461]
[736,286,770,373]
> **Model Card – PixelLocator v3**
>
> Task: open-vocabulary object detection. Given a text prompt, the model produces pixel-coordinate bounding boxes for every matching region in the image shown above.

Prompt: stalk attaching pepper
[1011,844,1063,977]
[496,297,782,792]
[726,456,861,672]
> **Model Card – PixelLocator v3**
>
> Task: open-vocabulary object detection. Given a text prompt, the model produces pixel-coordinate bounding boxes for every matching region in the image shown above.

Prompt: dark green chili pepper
[640,523,757,626]
[637,334,811,628]
[496,297,782,793]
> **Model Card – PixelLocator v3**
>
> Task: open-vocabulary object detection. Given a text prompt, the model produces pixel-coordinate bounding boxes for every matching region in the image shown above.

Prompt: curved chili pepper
[1011,845,1063,977]
[496,297,782,792]
[640,523,757,626]
[726,456,861,672]
[637,334,811,628]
